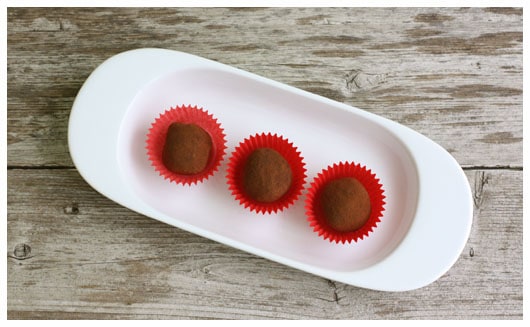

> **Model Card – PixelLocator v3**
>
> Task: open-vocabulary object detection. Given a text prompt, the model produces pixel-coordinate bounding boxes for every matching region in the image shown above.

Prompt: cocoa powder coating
[319,177,371,232]
[162,122,212,175]
[242,148,293,203]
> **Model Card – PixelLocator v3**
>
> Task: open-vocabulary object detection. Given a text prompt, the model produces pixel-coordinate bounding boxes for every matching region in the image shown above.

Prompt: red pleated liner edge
[145,104,227,186]
[305,161,386,244]
[226,132,307,214]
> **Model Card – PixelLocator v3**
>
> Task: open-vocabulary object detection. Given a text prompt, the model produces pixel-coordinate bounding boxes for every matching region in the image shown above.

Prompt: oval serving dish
[68,48,473,291]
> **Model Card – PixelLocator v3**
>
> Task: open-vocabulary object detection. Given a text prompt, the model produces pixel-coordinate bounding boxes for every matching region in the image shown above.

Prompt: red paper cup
[145,104,227,186]
[305,161,385,244]
[226,133,307,214]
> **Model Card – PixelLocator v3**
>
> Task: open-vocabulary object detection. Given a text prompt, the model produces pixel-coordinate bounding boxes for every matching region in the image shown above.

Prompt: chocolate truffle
[242,148,293,203]
[162,122,212,175]
[319,177,371,232]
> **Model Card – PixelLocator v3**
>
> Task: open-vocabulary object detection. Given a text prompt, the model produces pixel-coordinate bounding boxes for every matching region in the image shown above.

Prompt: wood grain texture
[7,169,522,319]
[7,7,522,319]
[7,7,522,168]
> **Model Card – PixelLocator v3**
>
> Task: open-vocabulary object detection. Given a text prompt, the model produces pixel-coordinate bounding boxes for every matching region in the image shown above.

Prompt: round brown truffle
[162,122,212,175]
[242,148,293,203]
[319,177,371,232]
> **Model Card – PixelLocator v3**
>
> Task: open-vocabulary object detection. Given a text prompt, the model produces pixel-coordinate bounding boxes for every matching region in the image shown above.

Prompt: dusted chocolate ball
[162,122,212,175]
[243,148,293,203]
[319,177,371,232]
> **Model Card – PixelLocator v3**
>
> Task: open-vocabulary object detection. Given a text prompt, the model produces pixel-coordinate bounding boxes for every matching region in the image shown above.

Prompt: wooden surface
[7,7,522,319]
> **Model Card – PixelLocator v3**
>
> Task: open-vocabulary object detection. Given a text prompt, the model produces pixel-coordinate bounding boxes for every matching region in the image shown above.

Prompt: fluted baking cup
[146,104,226,186]
[226,133,306,214]
[305,161,385,244]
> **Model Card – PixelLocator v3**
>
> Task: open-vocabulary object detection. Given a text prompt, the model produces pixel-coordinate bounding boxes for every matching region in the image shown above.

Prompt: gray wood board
[7,169,522,319]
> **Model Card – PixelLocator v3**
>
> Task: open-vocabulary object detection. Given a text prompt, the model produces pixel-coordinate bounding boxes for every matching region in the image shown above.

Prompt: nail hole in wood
[64,203,79,214]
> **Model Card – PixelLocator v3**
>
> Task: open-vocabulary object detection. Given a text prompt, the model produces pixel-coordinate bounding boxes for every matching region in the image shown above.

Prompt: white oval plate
[68,48,473,291]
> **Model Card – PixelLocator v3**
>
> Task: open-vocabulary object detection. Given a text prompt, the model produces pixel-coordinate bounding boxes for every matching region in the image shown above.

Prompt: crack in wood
[327,280,341,305]
[462,166,522,171]
[7,165,76,170]
[473,171,490,208]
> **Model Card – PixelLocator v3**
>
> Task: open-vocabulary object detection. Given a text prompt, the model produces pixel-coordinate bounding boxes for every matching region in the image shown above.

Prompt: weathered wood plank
[7,7,522,167]
[7,169,522,319]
